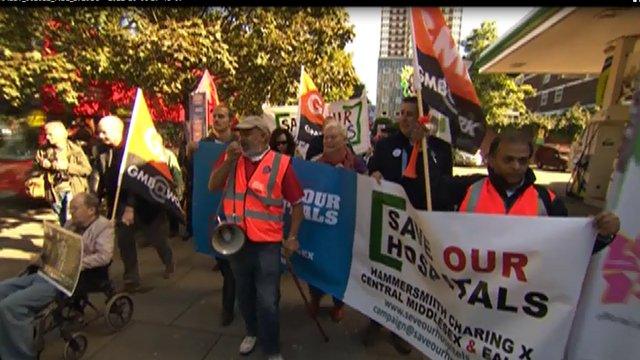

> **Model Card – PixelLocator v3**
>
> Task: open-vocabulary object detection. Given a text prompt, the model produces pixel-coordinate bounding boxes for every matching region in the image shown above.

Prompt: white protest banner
[324,93,371,155]
[342,176,595,360]
[566,87,640,360]
[39,221,83,296]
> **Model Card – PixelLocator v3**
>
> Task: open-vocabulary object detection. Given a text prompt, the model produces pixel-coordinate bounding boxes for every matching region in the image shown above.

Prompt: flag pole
[111,89,143,221]
[409,8,433,211]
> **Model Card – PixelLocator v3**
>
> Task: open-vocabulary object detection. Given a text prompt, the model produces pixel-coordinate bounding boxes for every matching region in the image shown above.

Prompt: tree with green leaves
[464,21,535,129]
[216,7,358,113]
[0,7,359,116]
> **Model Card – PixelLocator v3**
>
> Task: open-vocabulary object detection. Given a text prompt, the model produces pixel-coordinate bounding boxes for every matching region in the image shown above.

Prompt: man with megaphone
[208,114,305,360]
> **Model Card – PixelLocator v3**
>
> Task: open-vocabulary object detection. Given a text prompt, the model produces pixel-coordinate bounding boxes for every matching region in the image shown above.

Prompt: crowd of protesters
[0,96,622,359]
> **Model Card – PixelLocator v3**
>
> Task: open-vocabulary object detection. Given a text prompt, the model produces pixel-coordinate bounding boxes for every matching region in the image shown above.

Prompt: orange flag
[403,115,432,179]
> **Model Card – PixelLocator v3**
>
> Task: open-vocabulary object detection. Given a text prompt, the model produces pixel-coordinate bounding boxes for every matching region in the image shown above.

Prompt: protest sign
[38,221,83,296]
[265,95,371,156]
[325,94,371,155]
[188,92,207,143]
[191,141,227,256]
[263,105,299,135]
[566,87,640,360]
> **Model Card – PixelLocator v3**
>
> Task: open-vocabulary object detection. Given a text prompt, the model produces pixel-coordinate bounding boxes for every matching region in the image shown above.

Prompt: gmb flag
[296,66,326,158]
[115,89,185,222]
[410,7,486,153]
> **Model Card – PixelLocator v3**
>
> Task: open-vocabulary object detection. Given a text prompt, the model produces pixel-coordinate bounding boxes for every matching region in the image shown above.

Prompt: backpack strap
[533,184,553,216]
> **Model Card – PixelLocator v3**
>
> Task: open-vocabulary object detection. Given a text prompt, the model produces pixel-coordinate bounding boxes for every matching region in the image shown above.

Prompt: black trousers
[218,257,235,315]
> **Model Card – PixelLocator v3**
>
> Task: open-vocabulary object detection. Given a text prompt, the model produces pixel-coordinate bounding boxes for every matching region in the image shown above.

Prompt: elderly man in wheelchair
[0,192,133,360]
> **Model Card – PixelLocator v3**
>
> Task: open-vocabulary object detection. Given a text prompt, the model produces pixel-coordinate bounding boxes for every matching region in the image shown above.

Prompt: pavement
[0,168,602,360]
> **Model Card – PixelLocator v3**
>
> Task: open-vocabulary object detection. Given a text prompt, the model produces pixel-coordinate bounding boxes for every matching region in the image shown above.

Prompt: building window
[383,67,391,74]
[395,96,402,104]
[542,74,551,84]
[554,88,563,103]
[540,92,548,106]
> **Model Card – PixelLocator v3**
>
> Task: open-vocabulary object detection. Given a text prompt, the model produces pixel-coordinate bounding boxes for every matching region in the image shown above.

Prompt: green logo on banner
[341,101,363,146]
[369,190,405,271]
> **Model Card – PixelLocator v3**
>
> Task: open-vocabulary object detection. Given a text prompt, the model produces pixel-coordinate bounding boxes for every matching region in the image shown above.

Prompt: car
[0,121,40,199]
[534,144,569,172]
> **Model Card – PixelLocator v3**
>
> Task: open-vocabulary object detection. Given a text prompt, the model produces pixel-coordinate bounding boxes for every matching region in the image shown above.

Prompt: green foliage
[400,65,415,98]
[531,103,596,141]
[217,7,358,113]
[464,21,535,128]
[0,7,359,117]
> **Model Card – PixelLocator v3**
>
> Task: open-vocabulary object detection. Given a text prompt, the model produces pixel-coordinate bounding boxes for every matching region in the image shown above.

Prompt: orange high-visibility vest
[459,178,555,216]
[222,150,290,242]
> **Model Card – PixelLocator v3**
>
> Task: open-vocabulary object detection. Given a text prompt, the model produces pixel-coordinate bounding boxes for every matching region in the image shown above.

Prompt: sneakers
[163,261,175,279]
[267,354,284,360]
[239,336,257,355]
[330,304,345,323]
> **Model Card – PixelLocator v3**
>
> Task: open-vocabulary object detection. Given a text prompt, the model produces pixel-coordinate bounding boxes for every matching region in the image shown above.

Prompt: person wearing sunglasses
[269,128,296,156]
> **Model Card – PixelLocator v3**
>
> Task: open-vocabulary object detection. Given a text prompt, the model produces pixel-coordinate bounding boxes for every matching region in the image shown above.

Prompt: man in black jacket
[93,115,175,292]
[368,96,457,211]
[453,131,620,253]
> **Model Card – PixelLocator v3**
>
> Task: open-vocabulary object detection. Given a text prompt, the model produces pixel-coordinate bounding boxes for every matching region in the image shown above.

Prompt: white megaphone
[211,215,246,256]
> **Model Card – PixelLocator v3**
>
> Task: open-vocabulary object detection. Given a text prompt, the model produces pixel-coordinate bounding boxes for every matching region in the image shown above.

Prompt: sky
[345,7,535,106]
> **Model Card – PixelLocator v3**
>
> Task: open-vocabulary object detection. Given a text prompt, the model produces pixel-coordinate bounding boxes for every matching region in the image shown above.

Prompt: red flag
[410,8,486,153]
[402,115,432,179]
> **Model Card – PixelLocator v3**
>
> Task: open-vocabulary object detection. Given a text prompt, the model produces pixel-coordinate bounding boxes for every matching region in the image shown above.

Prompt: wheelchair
[24,264,134,360]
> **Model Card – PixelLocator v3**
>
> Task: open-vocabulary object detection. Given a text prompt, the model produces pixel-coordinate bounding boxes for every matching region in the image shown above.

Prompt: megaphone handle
[285,257,330,343]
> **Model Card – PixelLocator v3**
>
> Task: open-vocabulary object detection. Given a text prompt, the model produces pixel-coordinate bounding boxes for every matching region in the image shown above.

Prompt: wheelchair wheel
[105,293,134,331]
[63,332,87,360]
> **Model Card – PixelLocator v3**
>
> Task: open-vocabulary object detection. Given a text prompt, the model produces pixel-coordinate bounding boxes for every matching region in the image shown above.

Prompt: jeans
[51,190,72,226]
[116,211,173,285]
[228,242,281,355]
[217,258,235,316]
[0,274,59,359]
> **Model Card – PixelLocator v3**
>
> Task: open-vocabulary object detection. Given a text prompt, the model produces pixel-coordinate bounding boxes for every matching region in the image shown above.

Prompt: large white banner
[344,177,596,360]
[566,88,640,359]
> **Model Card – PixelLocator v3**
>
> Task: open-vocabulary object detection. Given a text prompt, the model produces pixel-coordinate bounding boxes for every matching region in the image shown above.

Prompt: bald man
[35,121,92,225]
[93,116,175,292]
